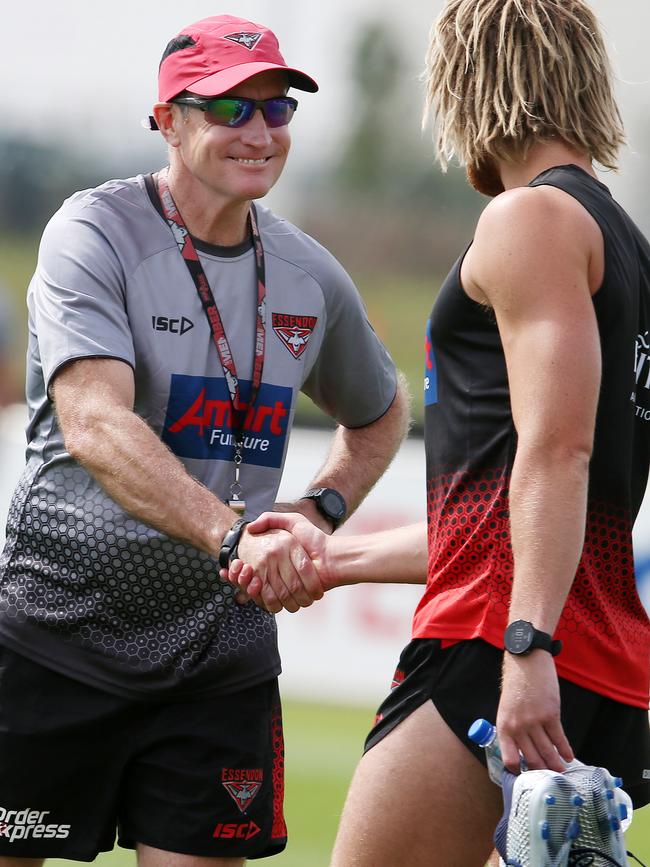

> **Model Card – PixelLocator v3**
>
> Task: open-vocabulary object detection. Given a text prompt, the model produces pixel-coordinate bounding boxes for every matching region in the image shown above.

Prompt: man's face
[466,157,505,198]
[172,70,292,205]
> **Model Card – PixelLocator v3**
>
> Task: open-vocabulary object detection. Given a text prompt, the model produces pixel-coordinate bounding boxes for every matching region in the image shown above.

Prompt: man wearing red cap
[0,15,408,866]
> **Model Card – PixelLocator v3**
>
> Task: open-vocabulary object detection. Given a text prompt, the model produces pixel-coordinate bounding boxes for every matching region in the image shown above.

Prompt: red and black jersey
[414,165,650,708]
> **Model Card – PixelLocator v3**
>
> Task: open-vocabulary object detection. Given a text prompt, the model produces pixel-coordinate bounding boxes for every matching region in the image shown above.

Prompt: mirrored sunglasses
[171,96,298,128]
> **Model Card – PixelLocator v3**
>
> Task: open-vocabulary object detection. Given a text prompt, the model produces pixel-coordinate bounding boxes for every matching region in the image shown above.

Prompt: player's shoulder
[475,182,597,251]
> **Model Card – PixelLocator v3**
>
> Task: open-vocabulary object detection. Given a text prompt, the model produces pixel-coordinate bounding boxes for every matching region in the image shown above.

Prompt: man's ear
[152,103,181,147]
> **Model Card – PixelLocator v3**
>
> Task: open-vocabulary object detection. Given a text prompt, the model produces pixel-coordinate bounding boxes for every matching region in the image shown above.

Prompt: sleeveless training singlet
[414,165,650,708]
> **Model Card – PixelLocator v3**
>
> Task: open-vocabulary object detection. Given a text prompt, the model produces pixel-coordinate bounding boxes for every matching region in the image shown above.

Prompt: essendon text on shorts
[0,807,70,842]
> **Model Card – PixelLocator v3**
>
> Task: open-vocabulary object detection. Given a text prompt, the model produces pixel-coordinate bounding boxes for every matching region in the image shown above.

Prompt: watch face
[320,489,346,520]
[506,620,534,654]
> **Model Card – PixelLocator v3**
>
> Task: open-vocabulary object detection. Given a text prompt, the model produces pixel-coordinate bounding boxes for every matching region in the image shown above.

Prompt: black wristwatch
[218,518,249,568]
[301,487,347,530]
[504,620,563,657]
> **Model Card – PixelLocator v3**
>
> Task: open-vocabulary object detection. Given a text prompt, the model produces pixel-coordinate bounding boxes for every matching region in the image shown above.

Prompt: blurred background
[0,1,649,864]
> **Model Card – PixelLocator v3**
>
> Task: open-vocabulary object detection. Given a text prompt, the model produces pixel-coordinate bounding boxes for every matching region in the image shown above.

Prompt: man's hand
[223,513,331,613]
[231,519,326,614]
[497,651,574,774]
[273,499,334,534]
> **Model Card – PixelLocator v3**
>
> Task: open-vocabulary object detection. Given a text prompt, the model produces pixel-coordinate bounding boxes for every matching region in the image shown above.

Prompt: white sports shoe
[562,763,631,866]
[498,769,583,866]
[495,764,641,867]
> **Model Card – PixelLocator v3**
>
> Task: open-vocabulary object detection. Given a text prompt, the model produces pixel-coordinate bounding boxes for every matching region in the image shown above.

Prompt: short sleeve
[30,206,136,393]
[302,263,397,427]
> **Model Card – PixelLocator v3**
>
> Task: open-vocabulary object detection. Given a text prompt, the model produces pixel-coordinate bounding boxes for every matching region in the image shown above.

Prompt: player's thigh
[331,700,502,867]
[137,842,244,866]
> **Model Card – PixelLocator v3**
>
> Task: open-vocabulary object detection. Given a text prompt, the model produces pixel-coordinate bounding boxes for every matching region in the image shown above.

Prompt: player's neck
[162,165,251,247]
[499,141,596,192]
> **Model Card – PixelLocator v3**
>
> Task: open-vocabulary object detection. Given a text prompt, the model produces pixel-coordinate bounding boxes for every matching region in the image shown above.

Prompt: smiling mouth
[230,157,270,165]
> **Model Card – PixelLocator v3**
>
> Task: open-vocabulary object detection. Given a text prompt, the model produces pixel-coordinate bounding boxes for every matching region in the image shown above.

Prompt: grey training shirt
[0,174,397,699]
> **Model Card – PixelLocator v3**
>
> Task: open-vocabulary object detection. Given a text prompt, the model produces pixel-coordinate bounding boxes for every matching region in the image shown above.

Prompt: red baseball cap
[158,15,319,102]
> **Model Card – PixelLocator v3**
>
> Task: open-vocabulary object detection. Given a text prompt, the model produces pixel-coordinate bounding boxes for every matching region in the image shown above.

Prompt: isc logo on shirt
[152,315,195,335]
[162,374,292,467]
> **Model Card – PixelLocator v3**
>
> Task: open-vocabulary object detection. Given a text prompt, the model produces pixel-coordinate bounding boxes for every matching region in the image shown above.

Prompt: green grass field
[44,698,649,866]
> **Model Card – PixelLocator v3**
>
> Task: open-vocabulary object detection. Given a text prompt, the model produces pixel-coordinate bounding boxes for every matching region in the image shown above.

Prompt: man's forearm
[65,404,236,556]
[303,374,410,518]
[507,441,591,632]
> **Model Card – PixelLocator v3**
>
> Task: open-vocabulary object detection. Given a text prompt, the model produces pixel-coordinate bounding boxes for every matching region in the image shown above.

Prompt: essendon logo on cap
[223,32,263,50]
[272,313,318,359]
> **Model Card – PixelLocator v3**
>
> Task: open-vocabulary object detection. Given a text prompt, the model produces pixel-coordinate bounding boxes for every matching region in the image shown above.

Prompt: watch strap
[218,518,249,568]
[302,488,326,499]
[531,630,563,656]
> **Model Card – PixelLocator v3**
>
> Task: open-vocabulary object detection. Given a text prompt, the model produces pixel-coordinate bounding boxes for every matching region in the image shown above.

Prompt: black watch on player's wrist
[300,487,347,530]
[218,518,249,568]
[504,620,563,657]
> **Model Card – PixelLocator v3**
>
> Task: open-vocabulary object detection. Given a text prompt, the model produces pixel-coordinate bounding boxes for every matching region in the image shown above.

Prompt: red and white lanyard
[155,168,267,514]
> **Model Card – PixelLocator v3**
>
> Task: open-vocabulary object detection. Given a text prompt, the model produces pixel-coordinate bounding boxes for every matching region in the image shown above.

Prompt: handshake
[219,512,427,612]
[219,512,337,614]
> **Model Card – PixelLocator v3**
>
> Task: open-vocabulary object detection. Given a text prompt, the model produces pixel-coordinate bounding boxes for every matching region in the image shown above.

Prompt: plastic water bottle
[468,718,505,785]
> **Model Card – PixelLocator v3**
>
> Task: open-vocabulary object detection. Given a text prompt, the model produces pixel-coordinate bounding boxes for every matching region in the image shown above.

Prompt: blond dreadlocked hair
[424,0,625,171]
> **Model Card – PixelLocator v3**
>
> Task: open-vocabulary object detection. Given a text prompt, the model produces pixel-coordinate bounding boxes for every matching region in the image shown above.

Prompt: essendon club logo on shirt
[272,313,317,359]
[222,768,263,813]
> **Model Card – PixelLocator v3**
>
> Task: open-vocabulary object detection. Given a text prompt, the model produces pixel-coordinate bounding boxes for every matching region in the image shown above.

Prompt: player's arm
[227,515,428,596]
[52,357,322,607]
[463,185,603,772]
[274,372,411,533]
[235,374,411,609]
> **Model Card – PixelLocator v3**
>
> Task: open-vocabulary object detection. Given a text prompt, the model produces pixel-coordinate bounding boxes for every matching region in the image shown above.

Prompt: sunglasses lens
[205,99,253,127]
[264,98,297,128]
[201,97,297,128]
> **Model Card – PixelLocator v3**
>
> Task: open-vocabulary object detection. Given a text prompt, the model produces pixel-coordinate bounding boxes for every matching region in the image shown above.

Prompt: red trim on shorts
[270,706,287,840]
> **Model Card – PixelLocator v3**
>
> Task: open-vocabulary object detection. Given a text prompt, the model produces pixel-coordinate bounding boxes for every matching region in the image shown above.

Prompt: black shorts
[365,638,650,809]
[0,646,286,861]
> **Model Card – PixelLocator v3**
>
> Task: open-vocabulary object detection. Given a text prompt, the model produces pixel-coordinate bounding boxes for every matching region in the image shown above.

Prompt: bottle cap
[467,718,495,747]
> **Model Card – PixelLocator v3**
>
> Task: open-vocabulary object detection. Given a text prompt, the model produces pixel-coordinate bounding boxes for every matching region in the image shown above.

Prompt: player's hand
[226,522,325,614]
[497,651,574,774]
